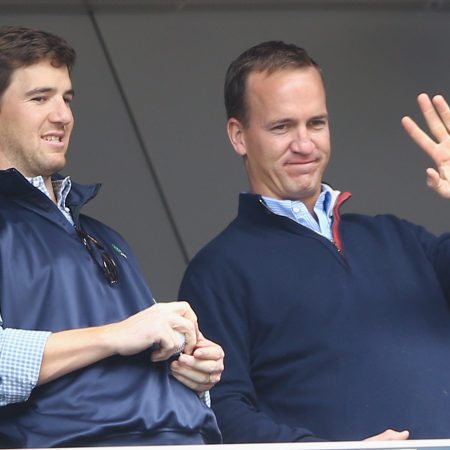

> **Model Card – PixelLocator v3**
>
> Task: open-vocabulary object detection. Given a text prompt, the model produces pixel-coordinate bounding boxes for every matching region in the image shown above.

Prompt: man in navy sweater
[0,26,223,447]
[179,40,450,442]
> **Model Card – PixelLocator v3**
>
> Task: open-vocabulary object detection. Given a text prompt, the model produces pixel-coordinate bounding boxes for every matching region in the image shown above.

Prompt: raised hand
[401,94,450,198]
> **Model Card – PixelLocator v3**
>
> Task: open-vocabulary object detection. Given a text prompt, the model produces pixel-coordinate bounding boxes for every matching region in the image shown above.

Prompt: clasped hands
[402,93,450,198]
[109,301,224,394]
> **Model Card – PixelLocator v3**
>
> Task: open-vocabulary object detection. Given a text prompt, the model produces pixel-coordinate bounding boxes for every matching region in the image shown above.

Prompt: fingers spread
[401,115,436,159]
[432,94,450,133]
[417,93,449,143]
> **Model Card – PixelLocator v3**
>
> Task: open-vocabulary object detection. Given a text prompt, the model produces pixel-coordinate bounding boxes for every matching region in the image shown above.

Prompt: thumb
[427,167,450,199]
[426,168,442,192]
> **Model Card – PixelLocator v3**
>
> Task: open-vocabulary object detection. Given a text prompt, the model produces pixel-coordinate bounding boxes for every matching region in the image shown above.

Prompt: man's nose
[48,98,73,125]
[289,129,314,154]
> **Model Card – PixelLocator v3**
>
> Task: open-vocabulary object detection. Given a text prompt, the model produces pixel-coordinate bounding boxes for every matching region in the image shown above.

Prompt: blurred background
[1,0,449,299]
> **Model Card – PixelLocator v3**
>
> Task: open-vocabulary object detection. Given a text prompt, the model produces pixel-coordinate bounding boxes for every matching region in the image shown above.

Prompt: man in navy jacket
[179,40,450,443]
[0,26,223,447]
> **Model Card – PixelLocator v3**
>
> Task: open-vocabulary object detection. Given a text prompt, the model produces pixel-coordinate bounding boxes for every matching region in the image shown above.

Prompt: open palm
[402,94,450,198]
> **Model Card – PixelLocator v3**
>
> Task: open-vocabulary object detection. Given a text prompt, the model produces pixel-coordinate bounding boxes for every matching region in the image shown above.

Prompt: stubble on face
[0,60,74,179]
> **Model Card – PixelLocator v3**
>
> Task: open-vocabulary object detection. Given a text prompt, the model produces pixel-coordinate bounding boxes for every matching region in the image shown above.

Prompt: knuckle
[211,374,220,384]
[178,300,189,309]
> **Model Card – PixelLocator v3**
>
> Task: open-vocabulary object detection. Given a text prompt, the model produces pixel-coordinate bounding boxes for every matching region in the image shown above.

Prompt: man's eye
[309,120,326,129]
[271,124,288,133]
[31,96,46,103]
[64,97,73,105]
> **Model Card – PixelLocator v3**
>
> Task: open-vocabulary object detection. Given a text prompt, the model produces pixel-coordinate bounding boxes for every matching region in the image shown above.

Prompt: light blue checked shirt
[0,176,72,406]
[261,183,341,240]
[27,175,74,225]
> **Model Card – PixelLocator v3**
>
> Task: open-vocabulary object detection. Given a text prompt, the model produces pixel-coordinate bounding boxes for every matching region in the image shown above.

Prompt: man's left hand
[170,332,224,394]
[402,93,450,198]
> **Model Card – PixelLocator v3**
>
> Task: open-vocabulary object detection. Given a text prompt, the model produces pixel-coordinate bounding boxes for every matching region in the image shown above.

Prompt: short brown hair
[224,41,321,126]
[0,26,76,100]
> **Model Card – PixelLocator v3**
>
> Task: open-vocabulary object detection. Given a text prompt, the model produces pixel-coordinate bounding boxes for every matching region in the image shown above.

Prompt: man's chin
[38,161,67,178]
[49,156,67,173]
[286,180,319,196]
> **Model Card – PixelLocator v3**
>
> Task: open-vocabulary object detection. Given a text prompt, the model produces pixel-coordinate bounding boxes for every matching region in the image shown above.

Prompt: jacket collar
[0,168,100,206]
[0,168,101,228]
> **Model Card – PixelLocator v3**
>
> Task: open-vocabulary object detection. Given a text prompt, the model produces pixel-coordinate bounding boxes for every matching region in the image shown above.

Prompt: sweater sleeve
[398,217,450,301]
[179,255,321,443]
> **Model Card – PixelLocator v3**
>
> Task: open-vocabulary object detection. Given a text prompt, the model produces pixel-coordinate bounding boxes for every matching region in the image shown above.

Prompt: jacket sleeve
[179,256,321,443]
[0,314,50,406]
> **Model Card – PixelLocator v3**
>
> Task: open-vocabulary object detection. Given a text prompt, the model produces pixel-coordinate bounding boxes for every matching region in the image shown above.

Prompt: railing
[7,439,450,450]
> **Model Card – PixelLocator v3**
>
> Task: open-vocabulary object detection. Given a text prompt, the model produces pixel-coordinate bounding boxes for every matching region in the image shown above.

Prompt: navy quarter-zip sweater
[0,169,220,447]
[179,192,450,443]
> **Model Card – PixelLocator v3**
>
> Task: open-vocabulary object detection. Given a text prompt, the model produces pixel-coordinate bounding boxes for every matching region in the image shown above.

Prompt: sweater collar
[238,191,352,229]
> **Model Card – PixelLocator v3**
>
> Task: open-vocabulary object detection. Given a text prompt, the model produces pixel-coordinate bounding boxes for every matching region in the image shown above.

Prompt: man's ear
[227,117,247,157]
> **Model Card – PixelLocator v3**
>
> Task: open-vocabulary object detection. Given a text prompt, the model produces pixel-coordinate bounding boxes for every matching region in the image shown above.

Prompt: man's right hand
[39,301,199,384]
[402,93,450,198]
[365,429,410,441]
[104,301,199,361]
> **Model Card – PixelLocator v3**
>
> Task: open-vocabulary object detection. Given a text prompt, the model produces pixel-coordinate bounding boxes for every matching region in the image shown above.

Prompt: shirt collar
[25,175,72,211]
[261,183,339,219]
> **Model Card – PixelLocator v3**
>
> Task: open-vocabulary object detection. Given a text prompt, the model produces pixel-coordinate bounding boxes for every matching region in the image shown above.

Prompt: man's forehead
[244,67,327,123]
[247,66,322,91]
[8,60,72,92]
[11,60,70,80]
[246,67,324,108]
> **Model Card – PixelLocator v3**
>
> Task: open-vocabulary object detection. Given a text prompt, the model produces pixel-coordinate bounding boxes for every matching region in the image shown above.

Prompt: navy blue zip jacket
[180,192,450,443]
[0,169,221,447]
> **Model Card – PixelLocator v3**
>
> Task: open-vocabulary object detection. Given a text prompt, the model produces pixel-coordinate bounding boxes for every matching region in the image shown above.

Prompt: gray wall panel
[95,7,450,249]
